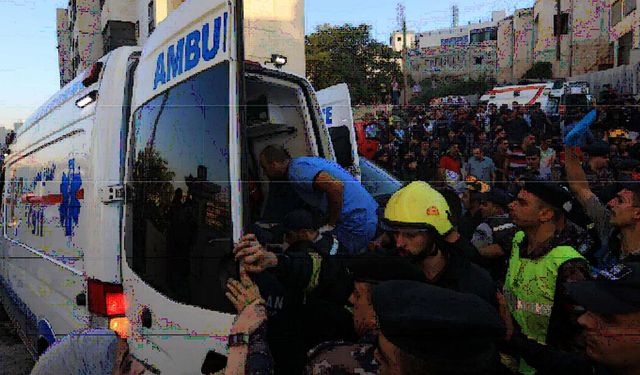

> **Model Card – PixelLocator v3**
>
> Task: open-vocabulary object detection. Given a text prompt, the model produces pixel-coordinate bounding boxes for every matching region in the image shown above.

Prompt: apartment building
[415,11,507,49]
[532,0,611,78]
[609,0,640,66]
[497,8,535,84]
[56,0,305,87]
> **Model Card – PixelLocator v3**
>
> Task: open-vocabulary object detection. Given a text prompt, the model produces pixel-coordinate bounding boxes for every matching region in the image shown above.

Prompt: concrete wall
[391,31,416,52]
[609,0,640,66]
[244,0,306,77]
[533,0,610,78]
[407,41,498,83]
[497,8,535,83]
[56,8,73,87]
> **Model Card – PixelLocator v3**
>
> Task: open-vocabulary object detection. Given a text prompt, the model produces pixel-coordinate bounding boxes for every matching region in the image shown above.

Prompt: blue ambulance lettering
[59,159,82,237]
[154,12,228,90]
[321,106,333,125]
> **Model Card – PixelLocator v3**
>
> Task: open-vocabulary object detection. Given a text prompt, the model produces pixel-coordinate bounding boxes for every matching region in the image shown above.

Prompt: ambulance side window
[127,62,233,310]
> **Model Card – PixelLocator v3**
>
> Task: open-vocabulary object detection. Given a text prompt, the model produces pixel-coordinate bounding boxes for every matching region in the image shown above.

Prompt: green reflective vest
[503,231,585,374]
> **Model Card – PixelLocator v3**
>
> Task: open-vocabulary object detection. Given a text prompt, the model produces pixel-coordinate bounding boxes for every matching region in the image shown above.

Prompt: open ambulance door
[317,83,361,180]
[121,0,242,373]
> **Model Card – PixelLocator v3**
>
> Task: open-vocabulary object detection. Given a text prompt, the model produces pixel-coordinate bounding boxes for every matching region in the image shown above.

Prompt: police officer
[566,261,640,375]
[305,255,425,375]
[471,188,517,284]
[371,280,508,375]
[504,180,590,374]
[380,181,498,307]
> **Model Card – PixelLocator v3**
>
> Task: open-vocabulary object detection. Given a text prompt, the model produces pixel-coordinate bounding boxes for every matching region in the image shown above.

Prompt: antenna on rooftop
[452,5,459,28]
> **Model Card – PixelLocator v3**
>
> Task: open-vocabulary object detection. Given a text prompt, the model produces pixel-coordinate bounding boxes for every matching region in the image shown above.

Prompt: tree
[524,62,553,80]
[306,24,403,104]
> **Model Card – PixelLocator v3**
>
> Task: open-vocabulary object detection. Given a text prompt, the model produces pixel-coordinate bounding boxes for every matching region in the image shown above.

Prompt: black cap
[565,262,640,315]
[372,281,505,372]
[346,254,426,284]
[282,209,317,231]
[583,141,610,157]
[479,189,512,209]
[522,179,573,211]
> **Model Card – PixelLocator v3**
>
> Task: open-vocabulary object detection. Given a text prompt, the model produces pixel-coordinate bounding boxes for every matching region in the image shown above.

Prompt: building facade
[415,11,507,49]
[390,31,416,53]
[56,0,305,87]
[609,0,640,66]
[497,8,535,84]
[532,0,612,78]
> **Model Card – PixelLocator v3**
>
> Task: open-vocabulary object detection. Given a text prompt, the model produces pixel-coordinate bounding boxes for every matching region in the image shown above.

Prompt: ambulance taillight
[87,279,126,316]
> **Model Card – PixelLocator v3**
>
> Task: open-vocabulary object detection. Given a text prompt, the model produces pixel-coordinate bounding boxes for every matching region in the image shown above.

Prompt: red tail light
[88,279,126,316]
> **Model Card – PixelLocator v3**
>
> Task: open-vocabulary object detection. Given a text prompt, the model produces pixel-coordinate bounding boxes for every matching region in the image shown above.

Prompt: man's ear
[538,206,555,223]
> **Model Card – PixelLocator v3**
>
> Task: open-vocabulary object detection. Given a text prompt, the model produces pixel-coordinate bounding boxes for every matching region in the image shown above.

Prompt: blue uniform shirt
[287,157,378,253]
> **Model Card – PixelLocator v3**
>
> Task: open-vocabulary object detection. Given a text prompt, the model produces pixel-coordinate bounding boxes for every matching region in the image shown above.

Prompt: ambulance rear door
[317,83,361,180]
[121,1,239,373]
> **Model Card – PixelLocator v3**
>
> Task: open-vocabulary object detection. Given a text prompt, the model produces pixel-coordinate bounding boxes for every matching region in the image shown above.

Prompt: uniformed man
[380,181,498,307]
[471,188,517,284]
[259,145,378,254]
[566,261,640,375]
[305,255,425,375]
[281,209,341,256]
[371,280,508,375]
[504,180,590,374]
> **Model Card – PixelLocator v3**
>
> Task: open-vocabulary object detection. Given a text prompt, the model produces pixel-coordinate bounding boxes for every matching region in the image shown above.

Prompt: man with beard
[379,181,498,307]
[504,180,590,374]
[565,145,640,271]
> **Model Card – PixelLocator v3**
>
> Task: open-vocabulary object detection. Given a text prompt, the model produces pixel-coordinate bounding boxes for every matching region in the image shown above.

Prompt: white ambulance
[0,0,334,373]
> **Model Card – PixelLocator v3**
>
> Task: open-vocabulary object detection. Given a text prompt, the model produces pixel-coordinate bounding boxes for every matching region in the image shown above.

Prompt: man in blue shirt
[259,145,378,254]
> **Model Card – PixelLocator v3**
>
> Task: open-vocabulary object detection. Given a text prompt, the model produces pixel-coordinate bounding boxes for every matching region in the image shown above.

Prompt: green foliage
[524,62,553,80]
[305,24,403,104]
[411,76,495,104]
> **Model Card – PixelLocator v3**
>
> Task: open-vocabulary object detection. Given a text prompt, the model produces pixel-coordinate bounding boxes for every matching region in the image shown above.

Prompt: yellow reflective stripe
[305,252,322,293]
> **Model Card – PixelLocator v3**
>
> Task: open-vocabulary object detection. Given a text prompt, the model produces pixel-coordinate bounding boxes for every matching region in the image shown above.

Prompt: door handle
[141,307,152,329]
[76,292,86,306]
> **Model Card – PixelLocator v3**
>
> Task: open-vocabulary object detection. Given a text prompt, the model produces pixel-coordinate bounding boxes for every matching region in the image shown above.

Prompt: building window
[554,13,569,35]
[612,0,623,26]
[397,36,402,42]
[148,1,155,36]
[625,0,637,16]
[475,56,483,65]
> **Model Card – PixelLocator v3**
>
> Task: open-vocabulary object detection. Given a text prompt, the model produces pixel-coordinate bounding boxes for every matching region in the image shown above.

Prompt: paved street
[0,306,34,375]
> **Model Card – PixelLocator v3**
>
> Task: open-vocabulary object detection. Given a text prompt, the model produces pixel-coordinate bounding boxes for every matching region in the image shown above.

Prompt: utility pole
[397,3,409,107]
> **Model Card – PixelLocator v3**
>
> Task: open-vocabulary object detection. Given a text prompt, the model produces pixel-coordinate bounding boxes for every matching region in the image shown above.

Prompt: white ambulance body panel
[2,0,334,372]
[317,83,361,179]
[480,83,555,112]
[122,1,236,373]
[0,47,138,354]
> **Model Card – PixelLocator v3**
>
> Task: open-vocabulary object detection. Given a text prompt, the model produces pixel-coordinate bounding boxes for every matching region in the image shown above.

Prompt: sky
[0,0,533,128]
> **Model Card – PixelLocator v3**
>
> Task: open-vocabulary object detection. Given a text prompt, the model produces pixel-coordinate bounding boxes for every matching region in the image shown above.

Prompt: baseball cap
[565,262,640,315]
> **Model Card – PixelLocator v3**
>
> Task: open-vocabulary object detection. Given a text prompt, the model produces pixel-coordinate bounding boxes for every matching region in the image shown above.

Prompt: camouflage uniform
[305,333,378,375]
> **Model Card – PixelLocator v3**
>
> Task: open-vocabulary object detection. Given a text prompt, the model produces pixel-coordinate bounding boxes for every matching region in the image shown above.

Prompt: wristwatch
[228,333,250,347]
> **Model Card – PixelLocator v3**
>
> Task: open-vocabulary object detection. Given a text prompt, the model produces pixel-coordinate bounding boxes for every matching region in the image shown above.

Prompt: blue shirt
[287,157,378,234]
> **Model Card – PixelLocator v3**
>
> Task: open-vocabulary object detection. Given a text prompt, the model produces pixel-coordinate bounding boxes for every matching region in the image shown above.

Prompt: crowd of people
[30,90,640,375]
